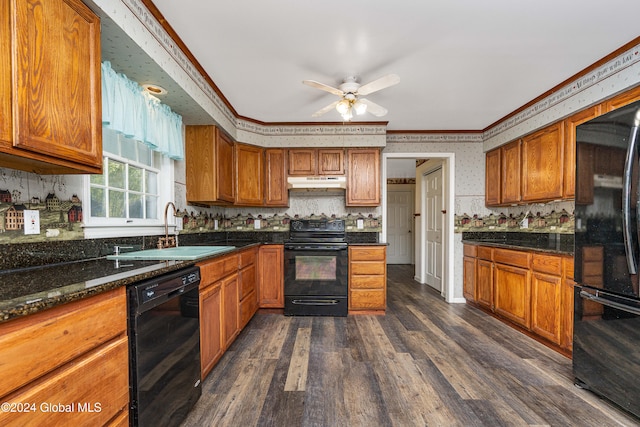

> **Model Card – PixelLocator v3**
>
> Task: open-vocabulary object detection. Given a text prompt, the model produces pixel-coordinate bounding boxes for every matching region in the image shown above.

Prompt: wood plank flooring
[182,265,640,427]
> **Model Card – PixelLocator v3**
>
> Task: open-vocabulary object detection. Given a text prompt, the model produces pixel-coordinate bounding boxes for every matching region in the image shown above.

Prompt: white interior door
[424,168,443,291]
[387,189,413,264]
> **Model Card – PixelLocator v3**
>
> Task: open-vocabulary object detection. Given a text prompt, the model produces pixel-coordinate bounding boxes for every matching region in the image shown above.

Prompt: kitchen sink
[106,246,236,261]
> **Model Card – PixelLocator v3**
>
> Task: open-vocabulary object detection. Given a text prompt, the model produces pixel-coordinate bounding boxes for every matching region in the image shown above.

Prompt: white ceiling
[137,1,640,131]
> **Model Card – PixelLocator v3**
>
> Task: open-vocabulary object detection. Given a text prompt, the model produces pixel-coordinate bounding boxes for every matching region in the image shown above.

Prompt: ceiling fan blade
[312,100,339,117]
[357,74,400,96]
[302,80,344,96]
[358,98,388,117]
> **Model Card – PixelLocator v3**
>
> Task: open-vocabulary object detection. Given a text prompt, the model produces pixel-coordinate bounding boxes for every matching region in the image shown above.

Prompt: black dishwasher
[128,266,201,426]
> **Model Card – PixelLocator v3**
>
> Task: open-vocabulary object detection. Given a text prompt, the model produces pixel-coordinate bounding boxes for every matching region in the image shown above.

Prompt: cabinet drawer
[350,290,386,310]
[477,246,493,260]
[464,244,478,257]
[239,247,257,269]
[494,248,530,268]
[350,275,386,289]
[199,254,238,285]
[0,336,129,426]
[532,254,562,276]
[0,287,126,398]
[351,262,385,276]
[349,246,386,261]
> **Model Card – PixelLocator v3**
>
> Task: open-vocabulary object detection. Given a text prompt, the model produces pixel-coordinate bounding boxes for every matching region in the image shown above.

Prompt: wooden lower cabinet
[465,244,574,354]
[198,249,259,379]
[0,287,129,426]
[494,262,531,329]
[349,246,387,312]
[222,273,240,349]
[476,258,494,310]
[199,282,223,379]
[258,245,284,308]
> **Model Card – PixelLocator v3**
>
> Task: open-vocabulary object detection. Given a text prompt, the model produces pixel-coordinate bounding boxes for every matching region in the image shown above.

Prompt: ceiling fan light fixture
[336,99,350,115]
[353,100,367,115]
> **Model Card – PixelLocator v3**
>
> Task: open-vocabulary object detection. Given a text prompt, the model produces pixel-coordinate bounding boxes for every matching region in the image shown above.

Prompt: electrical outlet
[24,210,40,235]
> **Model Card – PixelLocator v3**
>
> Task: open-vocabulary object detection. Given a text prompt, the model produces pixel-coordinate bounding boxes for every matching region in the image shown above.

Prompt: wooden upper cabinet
[501,140,522,205]
[288,149,317,175]
[318,149,345,175]
[521,122,564,202]
[185,125,235,205]
[603,85,640,112]
[288,148,345,175]
[235,143,264,206]
[485,148,501,206]
[265,148,289,207]
[0,0,102,174]
[346,148,380,206]
[563,105,601,199]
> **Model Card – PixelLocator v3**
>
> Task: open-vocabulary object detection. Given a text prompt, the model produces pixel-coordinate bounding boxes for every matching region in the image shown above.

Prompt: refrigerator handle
[623,119,640,274]
[580,290,640,316]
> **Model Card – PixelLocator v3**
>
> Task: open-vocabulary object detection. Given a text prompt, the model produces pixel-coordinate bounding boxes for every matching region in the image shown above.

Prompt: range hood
[287,176,347,190]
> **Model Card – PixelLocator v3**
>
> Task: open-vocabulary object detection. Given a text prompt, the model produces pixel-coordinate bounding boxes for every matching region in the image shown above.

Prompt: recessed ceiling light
[142,83,168,95]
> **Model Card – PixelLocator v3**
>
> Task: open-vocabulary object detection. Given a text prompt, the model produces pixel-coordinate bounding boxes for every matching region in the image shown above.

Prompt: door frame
[381,152,457,303]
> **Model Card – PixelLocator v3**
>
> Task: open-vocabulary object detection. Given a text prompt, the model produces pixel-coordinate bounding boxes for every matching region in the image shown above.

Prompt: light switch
[24,210,40,235]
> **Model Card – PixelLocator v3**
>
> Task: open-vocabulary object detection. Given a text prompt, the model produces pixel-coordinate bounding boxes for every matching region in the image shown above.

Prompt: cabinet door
[200,283,222,379]
[494,263,531,328]
[603,85,640,112]
[222,273,239,350]
[185,125,235,205]
[288,149,317,175]
[501,140,521,204]
[521,122,564,202]
[463,256,477,301]
[1,0,102,174]
[562,257,575,352]
[531,271,562,344]
[485,148,501,206]
[216,130,236,203]
[346,148,380,206]
[318,149,345,175]
[476,259,494,310]
[235,143,264,206]
[564,105,601,198]
[258,245,284,308]
[265,148,289,206]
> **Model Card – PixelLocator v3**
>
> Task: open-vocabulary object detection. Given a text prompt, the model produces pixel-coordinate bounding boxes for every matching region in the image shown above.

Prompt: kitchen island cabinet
[0,0,102,174]
[0,287,129,426]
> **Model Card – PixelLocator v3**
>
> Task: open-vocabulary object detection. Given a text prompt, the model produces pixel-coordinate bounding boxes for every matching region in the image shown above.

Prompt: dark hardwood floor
[182,265,640,427]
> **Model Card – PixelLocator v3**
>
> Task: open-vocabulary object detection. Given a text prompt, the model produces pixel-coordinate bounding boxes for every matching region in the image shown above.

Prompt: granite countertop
[462,232,574,256]
[0,244,259,324]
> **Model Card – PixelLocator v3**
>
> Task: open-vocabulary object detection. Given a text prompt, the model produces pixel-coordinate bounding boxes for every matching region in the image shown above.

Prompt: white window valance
[101,61,184,160]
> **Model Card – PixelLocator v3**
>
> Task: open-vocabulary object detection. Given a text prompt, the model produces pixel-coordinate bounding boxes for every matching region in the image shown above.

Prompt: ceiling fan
[303,74,400,121]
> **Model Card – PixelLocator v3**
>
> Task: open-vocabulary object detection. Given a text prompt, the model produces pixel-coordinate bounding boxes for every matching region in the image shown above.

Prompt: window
[83,128,174,238]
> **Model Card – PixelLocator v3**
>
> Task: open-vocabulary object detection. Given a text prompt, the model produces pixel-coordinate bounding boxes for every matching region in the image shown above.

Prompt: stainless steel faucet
[158,201,179,249]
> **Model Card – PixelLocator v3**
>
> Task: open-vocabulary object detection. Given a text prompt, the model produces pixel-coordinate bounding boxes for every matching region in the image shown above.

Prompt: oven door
[283,244,348,316]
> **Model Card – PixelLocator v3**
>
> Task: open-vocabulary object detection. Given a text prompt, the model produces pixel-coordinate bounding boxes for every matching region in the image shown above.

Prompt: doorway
[381,152,456,303]
[387,185,414,264]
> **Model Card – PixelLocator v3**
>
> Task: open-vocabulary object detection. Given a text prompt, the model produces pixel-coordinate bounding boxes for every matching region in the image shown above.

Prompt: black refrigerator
[574,99,640,419]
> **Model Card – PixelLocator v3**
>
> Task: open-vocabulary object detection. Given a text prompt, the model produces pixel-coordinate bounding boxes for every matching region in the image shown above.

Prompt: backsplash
[454,201,575,234]
[0,167,380,245]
